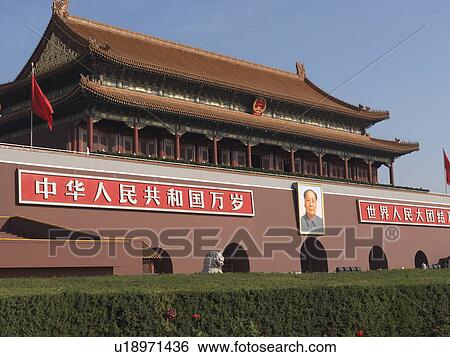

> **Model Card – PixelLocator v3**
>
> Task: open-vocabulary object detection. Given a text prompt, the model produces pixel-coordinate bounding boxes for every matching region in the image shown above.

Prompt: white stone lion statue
[202,251,225,273]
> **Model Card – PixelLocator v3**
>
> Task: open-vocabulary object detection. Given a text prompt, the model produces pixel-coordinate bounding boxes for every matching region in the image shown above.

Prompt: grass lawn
[0,269,447,297]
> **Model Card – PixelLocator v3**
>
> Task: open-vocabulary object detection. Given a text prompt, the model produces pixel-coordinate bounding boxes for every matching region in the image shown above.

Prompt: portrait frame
[296,183,326,235]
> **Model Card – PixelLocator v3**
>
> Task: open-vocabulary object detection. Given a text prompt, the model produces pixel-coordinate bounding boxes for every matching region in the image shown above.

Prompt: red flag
[444,149,450,185]
[31,74,53,130]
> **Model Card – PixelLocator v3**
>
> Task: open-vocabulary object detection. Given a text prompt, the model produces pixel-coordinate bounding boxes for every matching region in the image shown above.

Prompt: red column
[290,148,296,173]
[389,161,395,186]
[174,132,181,160]
[133,122,139,155]
[319,154,323,176]
[247,141,252,168]
[196,144,202,163]
[368,161,373,183]
[344,158,349,179]
[213,135,218,165]
[87,116,94,152]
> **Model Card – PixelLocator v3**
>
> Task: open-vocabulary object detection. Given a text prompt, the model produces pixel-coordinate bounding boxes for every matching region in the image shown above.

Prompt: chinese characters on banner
[18,170,254,216]
[358,200,450,228]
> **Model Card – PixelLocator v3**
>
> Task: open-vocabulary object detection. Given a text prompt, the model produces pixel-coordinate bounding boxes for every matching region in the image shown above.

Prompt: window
[123,136,133,154]
[140,141,147,156]
[80,128,115,153]
[322,161,328,177]
[163,139,174,159]
[233,150,246,167]
[220,149,230,166]
[351,165,357,180]
[357,166,368,181]
[99,135,107,152]
[330,163,345,178]
[372,169,378,183]
[93,134,99,150]
[262,154,273,170]
[294,158,302,173]
[276,157,284,171]
[181,143,196,162]
[88,131,117,153]
[199,146,210,163]
[305,160,318,175]
[140,138,157,157]
[107,135,117,153]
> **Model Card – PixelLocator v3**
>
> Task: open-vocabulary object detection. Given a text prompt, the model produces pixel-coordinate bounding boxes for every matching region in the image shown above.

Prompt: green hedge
[0,271,448,336]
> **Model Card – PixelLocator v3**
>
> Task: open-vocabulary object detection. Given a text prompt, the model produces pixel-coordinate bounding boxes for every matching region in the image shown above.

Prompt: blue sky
[1,0,449,192]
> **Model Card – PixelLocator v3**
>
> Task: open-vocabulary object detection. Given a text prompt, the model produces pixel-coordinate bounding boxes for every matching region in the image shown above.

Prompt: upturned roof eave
[7,14,90,84]
[89,47,390,124]
[78,78,417,156]
[62,13,389,123]
[0,83,84,125]
[1,11,390,125]
[0,52,91,96]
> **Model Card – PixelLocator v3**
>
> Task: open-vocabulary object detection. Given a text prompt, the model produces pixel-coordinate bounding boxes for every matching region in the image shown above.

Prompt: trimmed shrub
[0,271,447,336]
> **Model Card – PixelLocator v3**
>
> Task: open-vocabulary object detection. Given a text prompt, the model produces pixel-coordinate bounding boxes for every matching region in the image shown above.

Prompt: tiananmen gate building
[0,0,448,276]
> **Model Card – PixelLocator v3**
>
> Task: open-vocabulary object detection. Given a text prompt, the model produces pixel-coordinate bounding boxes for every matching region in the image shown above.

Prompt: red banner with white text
[18,170,254,217]
[358,200,450,228]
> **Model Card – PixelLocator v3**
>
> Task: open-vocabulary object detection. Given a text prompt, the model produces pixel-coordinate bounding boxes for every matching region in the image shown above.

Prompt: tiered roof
[79,77,418,155]
[0,1,419,157]
[65,15,390,122]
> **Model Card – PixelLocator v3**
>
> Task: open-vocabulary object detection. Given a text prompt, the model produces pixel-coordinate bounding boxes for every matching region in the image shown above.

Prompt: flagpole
[30,62,34,148]
[444,147,448,195]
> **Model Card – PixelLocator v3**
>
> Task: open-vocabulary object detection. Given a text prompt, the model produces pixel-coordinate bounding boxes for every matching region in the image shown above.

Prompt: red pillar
[290,148,296,173]
[389,161,395,186]
[196,144,202,163]
[213,135,218,165]
[344,158,349,179]
[87,116,94,152]
[319,154,323,176]
[174,132,181,160]
[368,161,373,183]
[247,141,252,168]
[133,122,139,155]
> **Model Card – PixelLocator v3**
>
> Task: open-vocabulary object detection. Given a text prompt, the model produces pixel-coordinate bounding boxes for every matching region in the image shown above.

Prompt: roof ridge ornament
[88,36,111,52]
[52,0,70,18]
[296,62,306,81]
[358,104,372,112]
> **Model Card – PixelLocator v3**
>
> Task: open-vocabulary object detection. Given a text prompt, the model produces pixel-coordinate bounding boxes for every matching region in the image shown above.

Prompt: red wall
[0,150,448,275]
